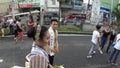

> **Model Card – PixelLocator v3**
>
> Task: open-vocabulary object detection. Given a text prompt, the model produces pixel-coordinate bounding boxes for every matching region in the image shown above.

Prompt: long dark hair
[39,26,48,40]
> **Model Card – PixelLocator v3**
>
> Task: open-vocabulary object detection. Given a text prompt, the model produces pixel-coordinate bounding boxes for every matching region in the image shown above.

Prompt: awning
[19,4,32,9]
[100,7,110,13]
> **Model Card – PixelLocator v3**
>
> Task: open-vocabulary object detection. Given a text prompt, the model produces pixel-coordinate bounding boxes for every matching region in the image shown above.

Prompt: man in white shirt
[8,17,14,34]
[48,19,59,65]
[87,25,101,58]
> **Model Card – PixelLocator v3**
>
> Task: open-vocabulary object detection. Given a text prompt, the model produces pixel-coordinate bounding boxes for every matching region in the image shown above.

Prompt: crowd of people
[87,24,120,66]
[1,12,120,68]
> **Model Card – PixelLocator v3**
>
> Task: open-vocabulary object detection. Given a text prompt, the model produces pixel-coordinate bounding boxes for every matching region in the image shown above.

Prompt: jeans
[100,37,107,49]
[106,40,114,53]
[109,48,120,63]
[88,42,96,55]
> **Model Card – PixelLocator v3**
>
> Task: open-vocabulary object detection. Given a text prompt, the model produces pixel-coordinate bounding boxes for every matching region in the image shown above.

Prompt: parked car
[67,13,86,20]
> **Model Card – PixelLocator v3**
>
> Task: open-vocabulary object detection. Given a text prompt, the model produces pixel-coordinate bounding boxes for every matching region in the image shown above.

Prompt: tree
[112,6,120,31]
[57,0,65,27]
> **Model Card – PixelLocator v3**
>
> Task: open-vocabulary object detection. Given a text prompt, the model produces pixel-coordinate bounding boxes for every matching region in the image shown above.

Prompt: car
[67,13,86,20]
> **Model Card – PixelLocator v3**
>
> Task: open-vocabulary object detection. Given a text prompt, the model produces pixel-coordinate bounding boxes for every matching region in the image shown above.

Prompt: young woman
[26,26,53,68]
[100,25,110,50]
[16,19,24,44]
[27,18,36,40]
[13,20,18,40]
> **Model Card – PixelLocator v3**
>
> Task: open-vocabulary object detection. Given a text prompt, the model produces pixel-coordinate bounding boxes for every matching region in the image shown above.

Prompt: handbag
[111,42,116,47]
[112,38,120,47]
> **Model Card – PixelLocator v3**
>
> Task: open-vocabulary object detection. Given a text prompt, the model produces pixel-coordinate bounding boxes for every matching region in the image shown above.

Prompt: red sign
[19,4,32,9]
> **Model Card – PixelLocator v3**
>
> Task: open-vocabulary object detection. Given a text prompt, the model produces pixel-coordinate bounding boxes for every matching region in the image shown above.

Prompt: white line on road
[0,59,4,63]
[58,34,91,36]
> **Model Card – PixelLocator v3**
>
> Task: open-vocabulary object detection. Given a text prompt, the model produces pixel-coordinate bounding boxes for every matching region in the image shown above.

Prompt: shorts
[18,32,24,38]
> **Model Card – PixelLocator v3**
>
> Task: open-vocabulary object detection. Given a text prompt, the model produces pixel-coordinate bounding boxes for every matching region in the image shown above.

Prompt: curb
[58,32,92,35]
[2,32,92,36]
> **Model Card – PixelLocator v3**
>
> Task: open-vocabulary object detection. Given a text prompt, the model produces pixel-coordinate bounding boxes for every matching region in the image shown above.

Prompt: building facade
[0,0,9,15]
[0,0,19,16]
[61,0,84,17]
[46,0,59,12]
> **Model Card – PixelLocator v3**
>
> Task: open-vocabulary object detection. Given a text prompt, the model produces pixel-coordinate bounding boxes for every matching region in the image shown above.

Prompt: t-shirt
[102,30,110,38]
[91,30,100,44]
[114,34,120,50]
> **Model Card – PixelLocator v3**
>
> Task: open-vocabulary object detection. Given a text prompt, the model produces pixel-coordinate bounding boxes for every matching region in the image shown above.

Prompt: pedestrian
[26,26,53,68]
[27,18,37,51]
[87,25,102,58]
[47,19,59,66]
[27,18,36,40]
[15,19,24,44]
[8,17,14,34]
[106,25,118,53]
[13,20,18,40]
[108,33,120,66]
[100,25,110,50]
[1,20,4,38]
[37,13,40,25]
[29,12,33,20]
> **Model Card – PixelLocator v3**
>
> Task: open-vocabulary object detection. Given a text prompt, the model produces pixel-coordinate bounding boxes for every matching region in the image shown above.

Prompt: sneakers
[108,60,111,63]
[111,63,118,66]
[87,55,92,58]
[93,51,96,54]
[14,38,16,40]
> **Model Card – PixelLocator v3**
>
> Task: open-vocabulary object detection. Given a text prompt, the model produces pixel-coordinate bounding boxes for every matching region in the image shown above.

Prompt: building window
[72,0,83,6]
[52,0,56,5]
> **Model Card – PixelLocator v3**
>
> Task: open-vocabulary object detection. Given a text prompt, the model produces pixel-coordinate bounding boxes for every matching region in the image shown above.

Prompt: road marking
[11,66,24,68]
[0,59,3,63]
[59,34,91,36]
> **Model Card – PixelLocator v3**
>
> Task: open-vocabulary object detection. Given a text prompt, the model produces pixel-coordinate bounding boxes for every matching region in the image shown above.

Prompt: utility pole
[58,0,65,27]
[110,0,113,25]
[40,0,45,26]
[11,0,15,19]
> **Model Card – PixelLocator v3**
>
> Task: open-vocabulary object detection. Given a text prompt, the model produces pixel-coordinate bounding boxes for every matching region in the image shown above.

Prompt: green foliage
[112,6,120,21]
[57,25,82,32]
[54,65,64,68]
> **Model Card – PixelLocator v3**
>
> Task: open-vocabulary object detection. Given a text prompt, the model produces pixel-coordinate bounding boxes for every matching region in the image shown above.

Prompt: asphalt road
[0,34,120,68]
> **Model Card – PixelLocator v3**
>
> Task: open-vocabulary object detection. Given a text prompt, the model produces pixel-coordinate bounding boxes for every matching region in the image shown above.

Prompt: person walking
[37,13,40,25]
[47,19,59,66]
[13,20,18,40]
[26,26,53,68]
[106,25,118,53]
[100,25,110,50]
[87,25,102,58]
[108,33,120,66]
[15,19,24,44]
[27,18,36,40]
[8,17,14,34]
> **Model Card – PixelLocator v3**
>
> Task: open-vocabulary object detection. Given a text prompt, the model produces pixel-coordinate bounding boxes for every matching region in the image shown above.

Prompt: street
[0,34,120,68]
